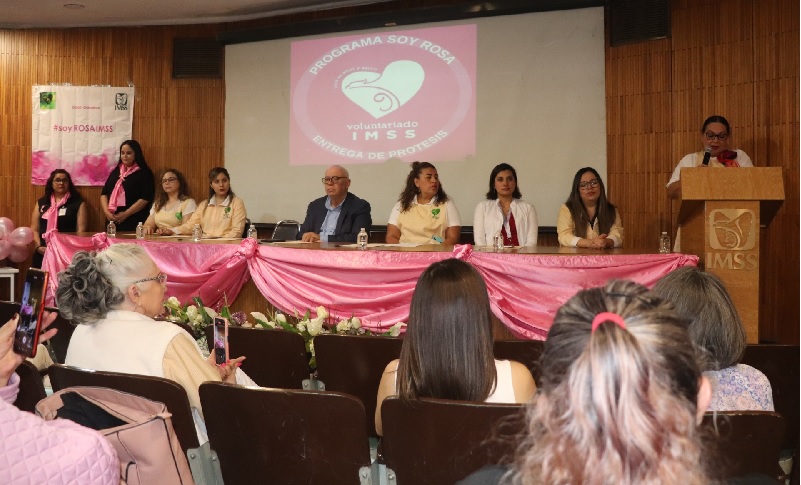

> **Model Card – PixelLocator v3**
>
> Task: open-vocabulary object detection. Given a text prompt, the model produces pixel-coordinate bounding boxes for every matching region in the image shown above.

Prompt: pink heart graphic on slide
[341,60,425,119]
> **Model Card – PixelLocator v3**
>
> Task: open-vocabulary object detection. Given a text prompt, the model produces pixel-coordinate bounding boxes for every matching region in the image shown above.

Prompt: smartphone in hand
[13,269,49,358]
[213,316,229,365]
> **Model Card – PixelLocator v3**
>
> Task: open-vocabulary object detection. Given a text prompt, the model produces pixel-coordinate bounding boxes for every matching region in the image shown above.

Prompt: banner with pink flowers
[31,85,135,186]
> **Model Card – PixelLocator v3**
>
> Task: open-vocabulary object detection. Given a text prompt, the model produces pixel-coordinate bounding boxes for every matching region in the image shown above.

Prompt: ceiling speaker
[173,38,223,78]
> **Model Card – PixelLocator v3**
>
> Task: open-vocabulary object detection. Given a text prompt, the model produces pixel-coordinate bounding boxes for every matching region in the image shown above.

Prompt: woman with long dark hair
[99,140,155,231]
[473,163,538,247]
[556,167,622,248]
[374,259,535,436]
[30,169,87,267]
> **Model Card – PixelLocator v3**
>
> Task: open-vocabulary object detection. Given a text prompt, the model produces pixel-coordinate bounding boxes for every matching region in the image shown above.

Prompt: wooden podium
[677,167,785,343]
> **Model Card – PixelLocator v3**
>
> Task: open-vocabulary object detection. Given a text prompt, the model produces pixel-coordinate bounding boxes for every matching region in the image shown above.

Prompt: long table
[42,233,698,339]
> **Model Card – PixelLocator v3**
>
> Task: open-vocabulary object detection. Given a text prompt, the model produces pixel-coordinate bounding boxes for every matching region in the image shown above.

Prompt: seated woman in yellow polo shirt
[162,167,247,238]
[385,161,461,245]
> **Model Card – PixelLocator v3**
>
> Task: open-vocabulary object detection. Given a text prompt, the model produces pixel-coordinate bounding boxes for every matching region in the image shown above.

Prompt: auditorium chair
[42,307,75,364]
[203,325,310,389]
[0,299,18,322]
[741,344,799,451]
[48,363,200,454]
[702,410,786,482]
[380,396,524,485]
[14,360,47,413]
[200,382,372,485]
[272,219,302,240]
[493,339,545,384]
[314,333,404,437]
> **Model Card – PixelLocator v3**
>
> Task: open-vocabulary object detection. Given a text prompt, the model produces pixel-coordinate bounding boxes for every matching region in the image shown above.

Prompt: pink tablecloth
[42,234,698,339]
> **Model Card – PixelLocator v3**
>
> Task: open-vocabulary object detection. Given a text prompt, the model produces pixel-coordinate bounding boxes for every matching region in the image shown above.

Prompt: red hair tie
[591,312,626,332]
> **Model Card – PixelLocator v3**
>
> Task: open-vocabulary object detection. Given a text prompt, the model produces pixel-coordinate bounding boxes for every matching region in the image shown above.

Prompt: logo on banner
[115,93,128,110]
[40,92,55,110]
[289,25,477,165]
[341,60,425,119]
[709,209,756,250]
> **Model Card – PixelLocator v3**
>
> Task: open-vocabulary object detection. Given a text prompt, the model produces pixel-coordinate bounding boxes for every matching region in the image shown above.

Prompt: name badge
[58,208,67,216]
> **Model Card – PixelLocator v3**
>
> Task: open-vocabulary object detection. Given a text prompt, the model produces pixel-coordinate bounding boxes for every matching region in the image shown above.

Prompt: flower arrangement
[250,306,405,368]
[162,297,406,369]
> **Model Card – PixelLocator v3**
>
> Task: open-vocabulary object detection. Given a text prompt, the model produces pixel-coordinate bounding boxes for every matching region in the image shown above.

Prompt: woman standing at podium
[666,115,753,200]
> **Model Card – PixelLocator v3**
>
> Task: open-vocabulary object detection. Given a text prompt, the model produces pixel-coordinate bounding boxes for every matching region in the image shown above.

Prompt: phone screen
[213,317,228,365]
[13,269,49,358]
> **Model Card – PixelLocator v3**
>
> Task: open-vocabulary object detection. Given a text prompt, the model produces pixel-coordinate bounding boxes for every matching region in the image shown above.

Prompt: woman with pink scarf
[30,169,87,268]
[100,140,155,232]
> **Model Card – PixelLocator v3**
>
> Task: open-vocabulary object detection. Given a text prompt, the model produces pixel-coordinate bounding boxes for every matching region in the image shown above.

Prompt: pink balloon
[9,227,34,247]
[0,240,9,260]
[0,217,13,239]
[8,245,29,263]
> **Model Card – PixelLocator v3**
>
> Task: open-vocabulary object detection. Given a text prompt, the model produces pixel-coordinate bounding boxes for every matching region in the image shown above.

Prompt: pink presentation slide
[289,24,476,165]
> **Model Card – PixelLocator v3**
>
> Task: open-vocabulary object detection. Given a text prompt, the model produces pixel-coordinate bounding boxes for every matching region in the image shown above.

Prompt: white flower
[316,306,329,319]
[167,296,181,306]
[336,319,351,333]
[250,311,269,324]
[389,322,406,337]
[297,321,307,332]
[205,307,218,318]
[350,317,361,330]
[276,313,287,323]
[307,317,324,336]
[185,305,199,321]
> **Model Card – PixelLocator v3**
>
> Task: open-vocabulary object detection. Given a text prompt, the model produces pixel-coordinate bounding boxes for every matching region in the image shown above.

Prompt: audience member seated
[385,161,461,245]
[653,266,774,412]
[666,115,753,200]
[298,165,372,243]
[31,169,87,268]
[143,168,196,236]
[0,313,120,485]
[56,243,254,443]
[375,259,535,436]
[459,279,715,485]
[556,167,623,248]
[473,163,538,247]
[100,139,155,232]
[163,167,247,238]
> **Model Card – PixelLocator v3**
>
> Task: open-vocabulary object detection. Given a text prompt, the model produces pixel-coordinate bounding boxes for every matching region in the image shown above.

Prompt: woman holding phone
[57,243,254,443]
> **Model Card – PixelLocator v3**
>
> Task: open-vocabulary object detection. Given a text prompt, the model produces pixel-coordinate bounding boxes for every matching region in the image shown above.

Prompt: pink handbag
[36,386,195,485]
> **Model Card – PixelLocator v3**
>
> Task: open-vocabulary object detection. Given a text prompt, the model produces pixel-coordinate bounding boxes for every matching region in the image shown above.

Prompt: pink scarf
[42,192,70,237]
[107,163,140,212]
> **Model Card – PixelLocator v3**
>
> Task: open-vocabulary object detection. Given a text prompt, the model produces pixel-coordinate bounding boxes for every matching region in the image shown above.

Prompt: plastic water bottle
[357,228,368,249]
[247,223,258,239]
[493,232,504,250]
[135,222,144,239]
[192,224,202,242]
[659,231,671,254]
[106,220,116,237]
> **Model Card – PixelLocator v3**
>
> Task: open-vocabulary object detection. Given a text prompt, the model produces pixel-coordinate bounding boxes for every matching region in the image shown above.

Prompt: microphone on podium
[702,146,712,166]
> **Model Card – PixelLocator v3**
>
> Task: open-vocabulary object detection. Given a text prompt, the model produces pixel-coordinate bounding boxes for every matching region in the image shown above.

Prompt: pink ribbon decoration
[42,234,698,337]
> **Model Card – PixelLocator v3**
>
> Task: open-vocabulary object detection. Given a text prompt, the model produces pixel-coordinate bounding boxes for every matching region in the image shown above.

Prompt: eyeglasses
[704,131,729,141]
[52,178,68,184]
[162,177,178,183]
[132,272,168,285]
[579,179,600,190]
[322,176,348,184]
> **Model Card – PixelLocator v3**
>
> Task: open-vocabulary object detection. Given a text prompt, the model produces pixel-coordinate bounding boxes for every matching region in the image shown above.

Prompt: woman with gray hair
[652,266,773,411]
[57,243,251,443]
